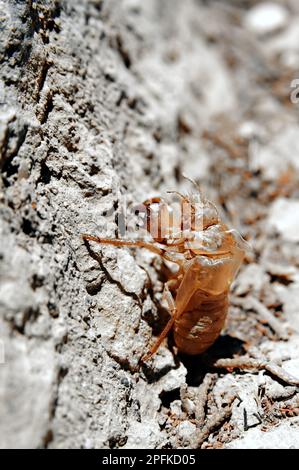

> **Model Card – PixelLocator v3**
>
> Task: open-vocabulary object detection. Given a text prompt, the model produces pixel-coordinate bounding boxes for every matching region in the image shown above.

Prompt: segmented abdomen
[173,290,229,355]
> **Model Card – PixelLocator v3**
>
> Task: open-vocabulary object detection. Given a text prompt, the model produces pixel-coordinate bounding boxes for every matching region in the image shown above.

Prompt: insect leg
[82,233,184,265]
[164,274,182,292]
[173,258,204,318]
[142,259,202,362]
[162,282,176,311]
[141,282,178,362]
[141,279,183,362]
[142,313,176,362]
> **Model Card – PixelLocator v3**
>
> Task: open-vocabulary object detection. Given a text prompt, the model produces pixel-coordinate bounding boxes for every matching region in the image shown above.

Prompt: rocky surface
[0,0,299,448]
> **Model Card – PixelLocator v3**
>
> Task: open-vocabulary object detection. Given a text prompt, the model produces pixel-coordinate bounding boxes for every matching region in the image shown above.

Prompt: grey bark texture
[1,0,299,449]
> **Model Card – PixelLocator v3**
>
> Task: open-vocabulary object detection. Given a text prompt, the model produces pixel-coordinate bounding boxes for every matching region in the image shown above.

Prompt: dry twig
[209,356,299,386]
[192,395,236,448]
[195,373,216,428]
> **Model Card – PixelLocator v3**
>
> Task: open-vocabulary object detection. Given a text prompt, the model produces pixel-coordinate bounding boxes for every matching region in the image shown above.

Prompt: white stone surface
[268,198,299,242]
[244,3,288,36]
[249,126,299,180]
[226,418,299,449]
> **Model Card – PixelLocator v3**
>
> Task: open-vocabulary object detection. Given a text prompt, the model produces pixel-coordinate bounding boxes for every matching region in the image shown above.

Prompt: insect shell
[82,183,247,362]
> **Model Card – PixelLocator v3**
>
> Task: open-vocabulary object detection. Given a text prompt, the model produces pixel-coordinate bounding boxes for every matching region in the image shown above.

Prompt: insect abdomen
[173,290,229,355]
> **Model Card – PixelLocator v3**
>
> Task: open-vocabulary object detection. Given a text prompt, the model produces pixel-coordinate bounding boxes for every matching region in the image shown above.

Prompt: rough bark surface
[1,0,299,448]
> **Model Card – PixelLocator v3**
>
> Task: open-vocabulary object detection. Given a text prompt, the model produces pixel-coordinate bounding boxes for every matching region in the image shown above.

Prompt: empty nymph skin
[82,182,247,361]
